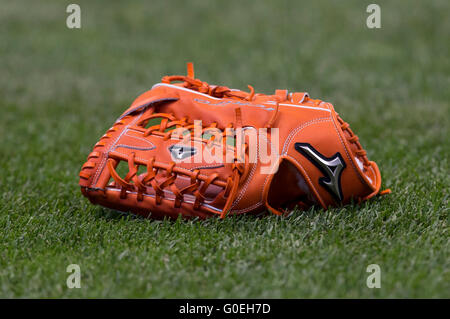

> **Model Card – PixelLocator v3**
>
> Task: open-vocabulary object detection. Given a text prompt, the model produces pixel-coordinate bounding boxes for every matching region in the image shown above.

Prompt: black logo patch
[295,142,346,201]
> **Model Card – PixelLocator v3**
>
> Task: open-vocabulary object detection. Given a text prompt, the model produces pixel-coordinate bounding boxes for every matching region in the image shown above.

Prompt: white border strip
[151,83,331,113]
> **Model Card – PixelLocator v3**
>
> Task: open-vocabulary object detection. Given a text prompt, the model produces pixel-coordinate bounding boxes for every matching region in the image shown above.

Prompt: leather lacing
[336,116,391,198]
[80,119,130,180]
[162,63,390,199]
[161,63,333,130]
[162,63,286,129]
[99,111,250,218]
[80,63,390,217]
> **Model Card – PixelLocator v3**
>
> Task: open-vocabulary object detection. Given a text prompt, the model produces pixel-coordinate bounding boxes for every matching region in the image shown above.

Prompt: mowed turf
[0,0,448,298]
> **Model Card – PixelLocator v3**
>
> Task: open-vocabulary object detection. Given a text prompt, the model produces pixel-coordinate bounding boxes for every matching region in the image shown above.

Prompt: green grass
[0,0,448,298]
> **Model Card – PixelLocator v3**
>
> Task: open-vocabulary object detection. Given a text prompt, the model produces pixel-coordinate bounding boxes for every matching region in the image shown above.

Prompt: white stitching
[92,113,143,185]
[231,126,279,210]
[330,115,366,185]
[123,130,156,146]
[258,118,333,212]
[230,128,260,208]
[231,202,263,214]
[282,117,332,154]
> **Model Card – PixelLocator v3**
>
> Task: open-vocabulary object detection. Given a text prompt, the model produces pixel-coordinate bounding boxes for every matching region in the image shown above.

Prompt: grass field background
[0,0,448,298]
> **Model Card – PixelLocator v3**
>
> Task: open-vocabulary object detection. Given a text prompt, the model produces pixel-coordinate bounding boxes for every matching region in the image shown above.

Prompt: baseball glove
[79,63,389,219]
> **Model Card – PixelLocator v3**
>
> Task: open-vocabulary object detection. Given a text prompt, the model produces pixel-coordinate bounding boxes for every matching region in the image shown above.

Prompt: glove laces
[104,113,250,218]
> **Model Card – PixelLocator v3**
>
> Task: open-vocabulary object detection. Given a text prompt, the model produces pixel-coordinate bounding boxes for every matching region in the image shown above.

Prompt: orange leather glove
[79,63,389,219]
